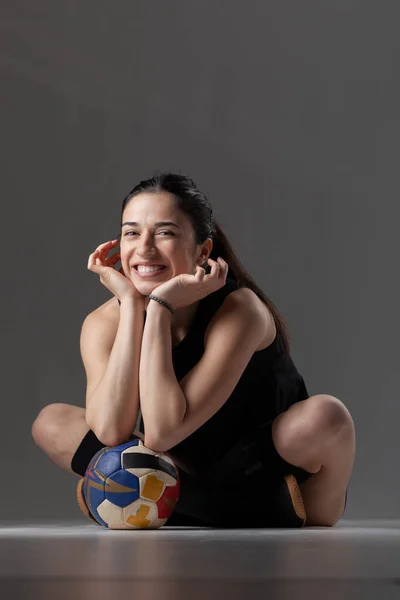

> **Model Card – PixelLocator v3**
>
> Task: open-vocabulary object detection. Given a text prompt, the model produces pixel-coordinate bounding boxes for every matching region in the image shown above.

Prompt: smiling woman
[32,171,354,529]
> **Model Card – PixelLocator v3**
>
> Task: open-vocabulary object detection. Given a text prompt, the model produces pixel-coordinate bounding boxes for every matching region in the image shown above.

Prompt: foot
[76,477,99,525]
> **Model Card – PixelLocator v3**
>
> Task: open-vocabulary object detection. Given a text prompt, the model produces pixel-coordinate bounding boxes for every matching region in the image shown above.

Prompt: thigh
[32,404,93,476]
[33,403,145,477]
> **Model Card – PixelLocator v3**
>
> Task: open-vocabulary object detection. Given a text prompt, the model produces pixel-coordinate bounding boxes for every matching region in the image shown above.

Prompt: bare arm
[82,296,146,446]
[139,299,187,446]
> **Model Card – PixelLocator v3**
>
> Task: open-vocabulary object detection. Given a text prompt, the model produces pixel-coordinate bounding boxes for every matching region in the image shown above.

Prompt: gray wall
[2,0,399,521]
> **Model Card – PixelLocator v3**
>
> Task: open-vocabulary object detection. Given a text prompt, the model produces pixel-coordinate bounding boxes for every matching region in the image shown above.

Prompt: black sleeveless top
[117,275,309,475]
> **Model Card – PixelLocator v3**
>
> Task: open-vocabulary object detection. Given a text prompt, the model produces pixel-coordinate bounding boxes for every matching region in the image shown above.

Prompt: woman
[32,172,355,528]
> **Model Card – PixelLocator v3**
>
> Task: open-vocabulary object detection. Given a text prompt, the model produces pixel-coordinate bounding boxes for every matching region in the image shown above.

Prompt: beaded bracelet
[148,294,174,315]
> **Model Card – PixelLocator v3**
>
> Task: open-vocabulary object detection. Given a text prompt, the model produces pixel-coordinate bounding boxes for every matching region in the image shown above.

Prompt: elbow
[93,423,151,449]
[143,435,168,453]
[143,427,177,453]
[92,427,169,453]
[88,422,132,448]
[85,413,134,448]
[91,427,122,448]
[86,414,164,451]
[96,430,164,451]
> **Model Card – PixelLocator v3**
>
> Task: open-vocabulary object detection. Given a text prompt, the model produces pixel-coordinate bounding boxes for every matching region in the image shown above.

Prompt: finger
[208,258,220,277]
[211,258,228,281]
[87,249,104,265]
[88,242,118,268]
[89,250,121,274]
[87,258,103,271]
[87,252,100,269]
[91,240,119,261]
[195,265,206,280]
[99,243,118,262]
[88,249,108,270]
[104,253,121,267]
[97,239,119,250]
[218,257,229,278]
[98,252,119,267]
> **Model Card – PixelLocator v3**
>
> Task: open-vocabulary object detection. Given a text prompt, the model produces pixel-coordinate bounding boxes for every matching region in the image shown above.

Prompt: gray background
[2,0,398,520]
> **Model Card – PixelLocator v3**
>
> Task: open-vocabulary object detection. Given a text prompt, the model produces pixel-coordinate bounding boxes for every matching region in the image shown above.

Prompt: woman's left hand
[149,257,229,311]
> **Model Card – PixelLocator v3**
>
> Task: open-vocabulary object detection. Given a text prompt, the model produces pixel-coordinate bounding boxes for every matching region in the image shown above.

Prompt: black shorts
[71,428,347,526]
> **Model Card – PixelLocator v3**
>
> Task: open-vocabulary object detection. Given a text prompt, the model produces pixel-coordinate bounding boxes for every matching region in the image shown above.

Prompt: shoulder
[89,296,120,319]
[82,296,119,335]
[204,286,276,348]
[217,286,265,315]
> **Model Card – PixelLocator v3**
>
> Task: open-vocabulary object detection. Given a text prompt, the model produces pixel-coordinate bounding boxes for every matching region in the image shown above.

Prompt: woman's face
[120,191,211,293]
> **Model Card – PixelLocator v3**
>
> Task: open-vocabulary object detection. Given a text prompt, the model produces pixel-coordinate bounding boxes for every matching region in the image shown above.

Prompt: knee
[31,403,70,445]
[309,395,355,436]
[274,395,354,455]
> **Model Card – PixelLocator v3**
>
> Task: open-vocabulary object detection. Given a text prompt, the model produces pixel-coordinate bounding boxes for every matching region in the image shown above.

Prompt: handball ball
[81,438,180,529]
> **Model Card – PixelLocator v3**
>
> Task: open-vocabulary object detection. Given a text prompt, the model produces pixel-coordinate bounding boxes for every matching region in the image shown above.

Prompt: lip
[133,265,168,278]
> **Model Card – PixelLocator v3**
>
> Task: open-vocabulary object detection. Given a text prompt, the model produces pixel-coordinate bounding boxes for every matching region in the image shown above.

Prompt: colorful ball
[82,439,180,529]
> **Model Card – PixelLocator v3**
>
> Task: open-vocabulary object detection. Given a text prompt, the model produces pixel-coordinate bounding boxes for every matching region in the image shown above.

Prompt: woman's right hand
[87,239,144,303]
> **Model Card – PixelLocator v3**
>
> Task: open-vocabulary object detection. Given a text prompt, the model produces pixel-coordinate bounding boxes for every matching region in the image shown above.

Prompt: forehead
[124,192,178,216]
[122,192,191,228]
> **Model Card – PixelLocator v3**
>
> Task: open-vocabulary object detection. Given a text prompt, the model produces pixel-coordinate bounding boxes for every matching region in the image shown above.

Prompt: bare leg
[31,403,193,477]
[32,404,95,476]
[271,394,356,527]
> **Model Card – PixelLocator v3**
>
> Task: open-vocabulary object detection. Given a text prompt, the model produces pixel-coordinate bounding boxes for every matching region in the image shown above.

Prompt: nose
[136,231,154,247]
[136,233,157,258]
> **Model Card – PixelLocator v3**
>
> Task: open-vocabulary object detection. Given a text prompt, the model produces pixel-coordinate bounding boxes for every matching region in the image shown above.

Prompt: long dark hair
[117,171,291,355]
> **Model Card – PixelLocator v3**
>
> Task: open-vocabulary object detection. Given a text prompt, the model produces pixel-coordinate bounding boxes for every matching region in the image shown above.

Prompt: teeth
[137,265,165,272]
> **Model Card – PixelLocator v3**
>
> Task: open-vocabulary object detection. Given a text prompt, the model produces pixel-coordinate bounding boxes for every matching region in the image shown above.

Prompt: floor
[0,519,399,599]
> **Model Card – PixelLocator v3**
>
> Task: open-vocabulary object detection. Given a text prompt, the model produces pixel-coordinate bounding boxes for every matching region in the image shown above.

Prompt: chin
[132,273,172,286]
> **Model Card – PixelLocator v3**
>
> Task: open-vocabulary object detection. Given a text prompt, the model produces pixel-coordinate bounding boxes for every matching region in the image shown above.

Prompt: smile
[133,266,167,278]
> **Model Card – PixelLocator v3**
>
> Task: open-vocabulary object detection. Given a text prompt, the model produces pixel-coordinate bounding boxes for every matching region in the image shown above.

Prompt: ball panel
[122,446,178,481]
[95,448,123,476]
[97,499,127,529]
[151,517,168,529]
[140,473,166,502]
[156,476,180,519]
[123,498,160,529]
[101,470,141,509]
[83,449,109,522]
[121,441,159,477]
[122,439,156,455]
[84,447,110,497]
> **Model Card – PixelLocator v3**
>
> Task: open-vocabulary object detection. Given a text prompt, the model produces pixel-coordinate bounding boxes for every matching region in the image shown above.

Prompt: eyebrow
[121,221,181,229]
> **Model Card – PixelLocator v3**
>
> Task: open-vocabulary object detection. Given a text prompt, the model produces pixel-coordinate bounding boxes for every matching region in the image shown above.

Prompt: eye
[124,231,175,237]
